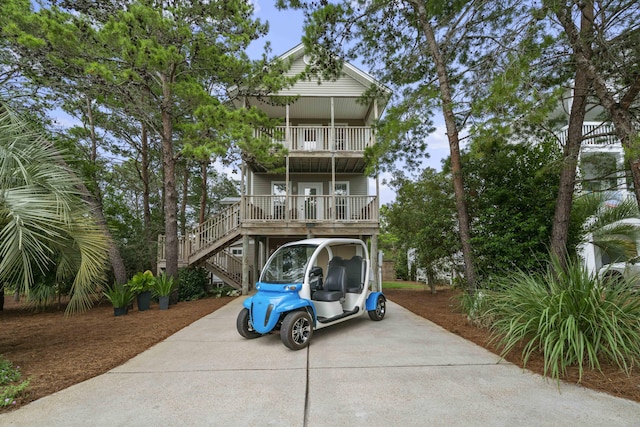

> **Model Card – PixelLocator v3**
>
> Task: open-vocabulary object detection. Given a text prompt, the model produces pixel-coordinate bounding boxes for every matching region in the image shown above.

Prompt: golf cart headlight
[285,285,298,291]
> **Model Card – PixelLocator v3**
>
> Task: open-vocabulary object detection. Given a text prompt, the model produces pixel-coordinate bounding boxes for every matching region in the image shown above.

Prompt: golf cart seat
[345,256,364,293]
[313,265,346,302]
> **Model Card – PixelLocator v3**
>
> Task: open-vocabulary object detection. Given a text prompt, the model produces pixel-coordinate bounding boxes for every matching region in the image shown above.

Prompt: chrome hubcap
[376,299,385,317]
[292,317,311,344]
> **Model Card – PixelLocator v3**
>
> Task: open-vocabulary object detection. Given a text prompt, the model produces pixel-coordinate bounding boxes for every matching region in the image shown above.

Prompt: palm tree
[573,192,640,261]
[0,104,109,314]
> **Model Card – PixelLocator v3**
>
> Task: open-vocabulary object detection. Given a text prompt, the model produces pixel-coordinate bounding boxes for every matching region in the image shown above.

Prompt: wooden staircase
[157,202,243,289]
[203,251,242,290]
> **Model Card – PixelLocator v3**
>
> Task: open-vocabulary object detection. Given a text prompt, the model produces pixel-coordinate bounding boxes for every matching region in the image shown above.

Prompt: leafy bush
[26,282,58,312]
[177,267,209,301]
[210,285,240,298]
[486,257,640,381]
[127,270,155,294]
[152,273,177,297]
[457,290,493,328]
[103,283,135,308]
[395,250,409,280]
[0,356,29,408]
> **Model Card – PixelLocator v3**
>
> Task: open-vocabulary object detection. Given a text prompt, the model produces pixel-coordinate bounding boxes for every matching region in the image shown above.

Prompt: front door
[298,183,323,221]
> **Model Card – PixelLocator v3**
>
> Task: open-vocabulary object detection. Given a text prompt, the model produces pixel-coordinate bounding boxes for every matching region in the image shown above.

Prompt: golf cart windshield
[261,244,317,284]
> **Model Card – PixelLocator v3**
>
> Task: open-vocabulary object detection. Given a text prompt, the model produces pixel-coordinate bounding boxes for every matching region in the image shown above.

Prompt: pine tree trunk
[412,4,477,292]
[180,162,189,237]
[555,2,640,206]
[161,74,179,281]
[550,4,592,269]
[199,160,208,224]
[140,122,155,271]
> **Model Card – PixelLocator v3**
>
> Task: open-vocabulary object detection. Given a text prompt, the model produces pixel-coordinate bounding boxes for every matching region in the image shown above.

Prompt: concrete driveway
[1,297,639,426]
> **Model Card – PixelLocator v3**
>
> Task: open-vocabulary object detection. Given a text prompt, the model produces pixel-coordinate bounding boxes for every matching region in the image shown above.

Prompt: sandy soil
[0,286,638,413]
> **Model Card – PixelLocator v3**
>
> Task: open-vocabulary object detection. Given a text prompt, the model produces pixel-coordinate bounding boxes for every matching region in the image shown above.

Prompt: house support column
[253,236,260,286]
[285,104,290,220]
[331,97,336,220]
[370,234,379,292]
[242,234,250,295]
[240,163,246,220]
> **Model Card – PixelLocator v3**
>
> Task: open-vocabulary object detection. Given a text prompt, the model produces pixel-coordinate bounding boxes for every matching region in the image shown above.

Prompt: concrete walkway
[2,297,639,426]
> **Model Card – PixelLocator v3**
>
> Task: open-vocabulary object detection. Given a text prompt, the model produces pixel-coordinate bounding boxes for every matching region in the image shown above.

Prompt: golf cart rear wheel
[237,308,261,339]
[281,311,313,350]
[368,295,386,321]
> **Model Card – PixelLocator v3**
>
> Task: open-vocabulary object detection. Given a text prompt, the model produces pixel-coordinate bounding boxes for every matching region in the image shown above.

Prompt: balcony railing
[557,122,619,146]
[244,195,378,222]
[256,126,373,152]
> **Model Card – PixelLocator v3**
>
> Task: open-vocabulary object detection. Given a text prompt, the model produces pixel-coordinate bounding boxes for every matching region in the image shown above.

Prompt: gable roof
[277,43,391,97]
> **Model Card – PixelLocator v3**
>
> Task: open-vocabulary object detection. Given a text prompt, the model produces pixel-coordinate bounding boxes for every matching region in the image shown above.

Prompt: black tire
[368,295,386,321]
[280,310,313,350]
[237,308,261,339]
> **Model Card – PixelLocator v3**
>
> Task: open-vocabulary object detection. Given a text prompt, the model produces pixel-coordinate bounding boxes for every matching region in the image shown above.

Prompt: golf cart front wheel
[281,310,313,350]
[368,295,386,321]
[237,308,261,339]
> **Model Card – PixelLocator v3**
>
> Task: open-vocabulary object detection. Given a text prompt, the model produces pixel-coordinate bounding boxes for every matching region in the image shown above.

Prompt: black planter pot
[114,307,128,316]
[158,295,170,310]
[137,290,152,311]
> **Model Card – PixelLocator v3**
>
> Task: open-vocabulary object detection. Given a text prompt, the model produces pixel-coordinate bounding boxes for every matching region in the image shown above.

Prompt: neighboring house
[555,88,638,275]
[157,44,390,293]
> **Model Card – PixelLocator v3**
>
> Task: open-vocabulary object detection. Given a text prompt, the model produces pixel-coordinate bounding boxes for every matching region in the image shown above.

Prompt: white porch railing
[191,202,241,256]
[158,201,241,263]
[255,126,373,152]
[207,251,242,284]
[557,122,619,146]
[244,195,377,222]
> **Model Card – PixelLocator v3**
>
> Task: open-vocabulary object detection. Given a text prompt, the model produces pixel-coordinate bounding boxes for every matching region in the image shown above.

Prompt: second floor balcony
[557,122,619,146]
[256,125,374,153]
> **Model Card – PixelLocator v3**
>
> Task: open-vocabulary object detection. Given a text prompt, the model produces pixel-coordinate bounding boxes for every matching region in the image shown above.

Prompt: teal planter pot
[137,290,152,311]
[114,307,128,316]
[158,295,170,310]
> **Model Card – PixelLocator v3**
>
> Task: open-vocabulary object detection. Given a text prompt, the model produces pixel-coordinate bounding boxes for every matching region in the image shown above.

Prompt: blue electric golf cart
[236,238,386,350]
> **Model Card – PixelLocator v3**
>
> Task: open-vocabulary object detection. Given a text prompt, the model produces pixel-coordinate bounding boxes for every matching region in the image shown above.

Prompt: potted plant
[152,273,176,310]
[128,270,155,311]
[103,283,135,316]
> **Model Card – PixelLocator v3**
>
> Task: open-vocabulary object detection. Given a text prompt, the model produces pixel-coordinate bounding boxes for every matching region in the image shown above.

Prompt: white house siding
[277,56,371,98]
[251,173,369,196]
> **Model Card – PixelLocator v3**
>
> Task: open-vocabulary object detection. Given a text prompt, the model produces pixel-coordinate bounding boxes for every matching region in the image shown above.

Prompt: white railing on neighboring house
[244,195,377,222]
[557,122,619,146]
[255,126,373,152]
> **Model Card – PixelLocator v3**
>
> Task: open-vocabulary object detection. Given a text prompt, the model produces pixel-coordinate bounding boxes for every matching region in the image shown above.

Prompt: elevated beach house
[157,44,390,293]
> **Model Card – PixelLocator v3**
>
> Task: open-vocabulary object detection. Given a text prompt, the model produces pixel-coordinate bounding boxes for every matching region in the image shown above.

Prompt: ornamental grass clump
[0,356,29,407]
[487,257,640,382]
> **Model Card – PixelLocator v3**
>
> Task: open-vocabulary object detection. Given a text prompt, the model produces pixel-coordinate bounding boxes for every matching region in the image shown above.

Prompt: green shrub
[127,270,155,294]
[152,273,177,297]
[486,257,640,382]
[26,282,58,312]
[210,285,239,297]
[457,289,493,328]
[177,267,209,301]
[0,356,29,408]
[103,282,135,308]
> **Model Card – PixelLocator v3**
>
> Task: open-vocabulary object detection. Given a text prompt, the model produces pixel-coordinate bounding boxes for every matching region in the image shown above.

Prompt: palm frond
[0,103,109,314]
